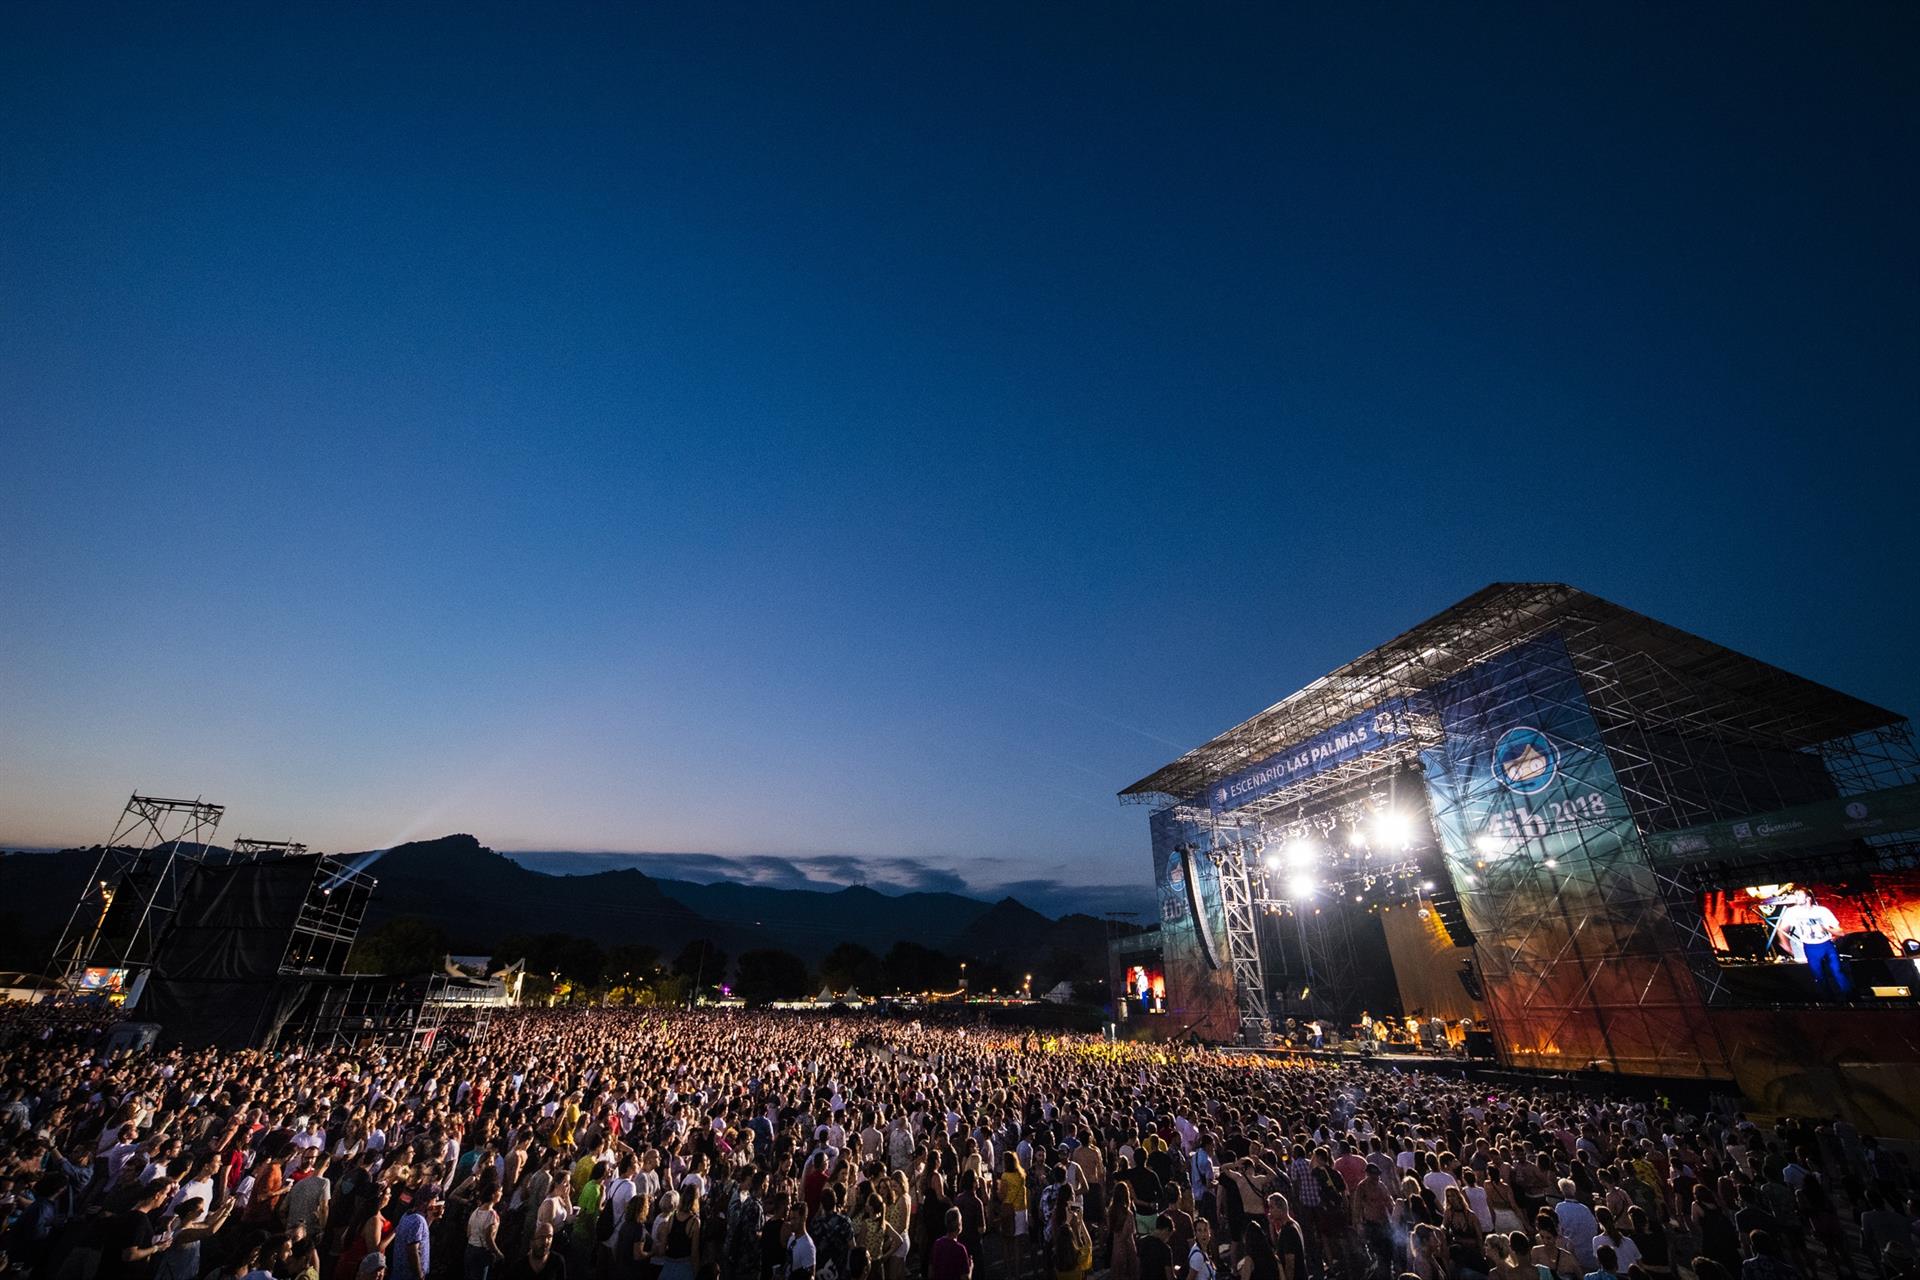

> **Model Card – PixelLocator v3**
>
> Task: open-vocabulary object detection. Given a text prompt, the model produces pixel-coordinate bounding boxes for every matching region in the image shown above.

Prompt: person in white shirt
[1593,1208,1640,1272]
[1187,1218,1219,1280]
[606,1153,639,1226]
[786,1203,817,1278]
[1773,891,1848,995]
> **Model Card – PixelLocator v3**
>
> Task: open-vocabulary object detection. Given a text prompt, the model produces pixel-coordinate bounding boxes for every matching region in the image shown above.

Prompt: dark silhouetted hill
[0,835,1138,974]
[647,878,998,958]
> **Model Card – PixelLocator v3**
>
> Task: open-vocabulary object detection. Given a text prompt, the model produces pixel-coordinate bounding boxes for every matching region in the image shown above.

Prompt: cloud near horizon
[504,849,1152,921]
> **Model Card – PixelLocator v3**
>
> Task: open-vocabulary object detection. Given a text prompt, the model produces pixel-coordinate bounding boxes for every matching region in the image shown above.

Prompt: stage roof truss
[1122,583,1905,819]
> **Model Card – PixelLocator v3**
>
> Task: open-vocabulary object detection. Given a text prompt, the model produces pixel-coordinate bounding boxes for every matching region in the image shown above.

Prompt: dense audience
[0,1003,1913,1280]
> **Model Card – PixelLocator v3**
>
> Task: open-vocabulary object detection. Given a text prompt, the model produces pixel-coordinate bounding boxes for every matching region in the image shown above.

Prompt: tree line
[346,919,1096,1006]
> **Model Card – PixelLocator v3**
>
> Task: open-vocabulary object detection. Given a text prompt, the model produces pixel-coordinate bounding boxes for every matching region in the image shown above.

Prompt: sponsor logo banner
[1643,781,1920,867]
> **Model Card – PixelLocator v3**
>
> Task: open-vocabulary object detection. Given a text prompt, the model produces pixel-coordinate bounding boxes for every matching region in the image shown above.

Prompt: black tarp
[140,860,317,1049]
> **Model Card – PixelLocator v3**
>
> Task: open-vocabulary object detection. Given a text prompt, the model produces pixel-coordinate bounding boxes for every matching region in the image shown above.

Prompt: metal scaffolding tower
[49,794,225,990]
[1207,832,1272,1043]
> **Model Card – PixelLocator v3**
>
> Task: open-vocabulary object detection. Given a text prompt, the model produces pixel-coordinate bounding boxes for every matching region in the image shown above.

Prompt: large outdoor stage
[1122,583,1920,1138]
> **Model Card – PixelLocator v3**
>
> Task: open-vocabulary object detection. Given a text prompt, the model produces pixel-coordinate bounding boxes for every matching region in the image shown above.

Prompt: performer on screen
[1773,889,1848,995]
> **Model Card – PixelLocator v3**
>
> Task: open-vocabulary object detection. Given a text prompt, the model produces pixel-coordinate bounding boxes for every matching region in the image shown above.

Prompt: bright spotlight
[1287,874,1316,899]
[1262,853,1279,871]
[1475,833,1511,856]
[1285,838,1317,868]
[1347,828,1367,849]
[1373,810,1414,846]
[1421,880,1435,892]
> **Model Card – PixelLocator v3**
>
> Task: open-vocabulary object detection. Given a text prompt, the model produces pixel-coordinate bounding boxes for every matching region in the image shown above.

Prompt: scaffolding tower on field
[49,794,226,991]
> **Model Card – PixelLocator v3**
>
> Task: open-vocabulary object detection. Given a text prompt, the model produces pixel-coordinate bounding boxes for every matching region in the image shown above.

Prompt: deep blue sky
[3,5,1915,906]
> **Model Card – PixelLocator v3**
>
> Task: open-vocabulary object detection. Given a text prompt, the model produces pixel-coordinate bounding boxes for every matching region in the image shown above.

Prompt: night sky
[3,5,1915,910]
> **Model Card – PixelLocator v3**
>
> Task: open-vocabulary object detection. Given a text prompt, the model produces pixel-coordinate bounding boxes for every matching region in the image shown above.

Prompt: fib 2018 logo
[1492,726,1558,794]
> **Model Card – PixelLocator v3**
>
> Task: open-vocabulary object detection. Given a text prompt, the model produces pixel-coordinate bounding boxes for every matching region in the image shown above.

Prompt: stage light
[1543,858,1558,869]
[1421,880,1435,891]
[1285,838,1317,868]
[1347,828,1367,849]
[1353,894,1363,903]
[1373,810,1414,846]
[1262,853,1279,871]
[1288,874,1316,899]
[1475,834,1510,856]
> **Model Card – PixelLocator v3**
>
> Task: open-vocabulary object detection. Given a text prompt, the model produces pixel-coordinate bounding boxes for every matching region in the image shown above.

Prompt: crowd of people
[0,1004,1914,1280]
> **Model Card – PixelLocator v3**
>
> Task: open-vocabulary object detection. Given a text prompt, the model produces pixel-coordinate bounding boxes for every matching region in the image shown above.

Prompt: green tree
[672,939,728,999]
[497,932,605,990]
[733,949,810,1004]
[1044,945,1087,983]
[648,973,690,1006]
[965,957,1016,994]
[819,943,883,994]
[883,941,958,994]
[600,942,665,1005]
[605,942,663,984]
[347,917,449,975]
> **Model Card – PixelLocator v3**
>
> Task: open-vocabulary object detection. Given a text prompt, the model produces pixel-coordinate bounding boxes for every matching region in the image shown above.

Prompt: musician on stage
[1772,889,1849,996]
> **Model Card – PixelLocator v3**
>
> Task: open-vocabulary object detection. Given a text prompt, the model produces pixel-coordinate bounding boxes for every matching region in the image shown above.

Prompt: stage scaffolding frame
[272,972,510,1053]
[278,853,379,976]
[272,975,427,1052]
[50,794,226,990]
[1122,583,1916,1070]
[1212,840,1270,1042]
[232,838,307,858]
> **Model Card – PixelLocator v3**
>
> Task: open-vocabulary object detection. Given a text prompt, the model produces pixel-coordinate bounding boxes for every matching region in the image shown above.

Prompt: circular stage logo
[1492,726,1558,793]
[1846,801,1869,820]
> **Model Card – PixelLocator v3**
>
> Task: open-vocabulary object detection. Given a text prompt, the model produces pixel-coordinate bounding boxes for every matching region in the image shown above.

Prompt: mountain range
[0,834,1134,975]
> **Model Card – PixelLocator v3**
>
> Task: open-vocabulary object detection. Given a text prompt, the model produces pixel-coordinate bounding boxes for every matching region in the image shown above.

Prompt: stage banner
[1150,805,1240,1042]
[1207,697,1425,815]
[1418,636,1637,869]
[1417,633,1722,1077]
[1644,782,1920,867]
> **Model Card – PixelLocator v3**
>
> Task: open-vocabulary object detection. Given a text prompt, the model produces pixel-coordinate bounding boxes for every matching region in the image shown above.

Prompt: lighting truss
[279,852,379,976]
[232,838,308,859]
[1182,798,1432,1042]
